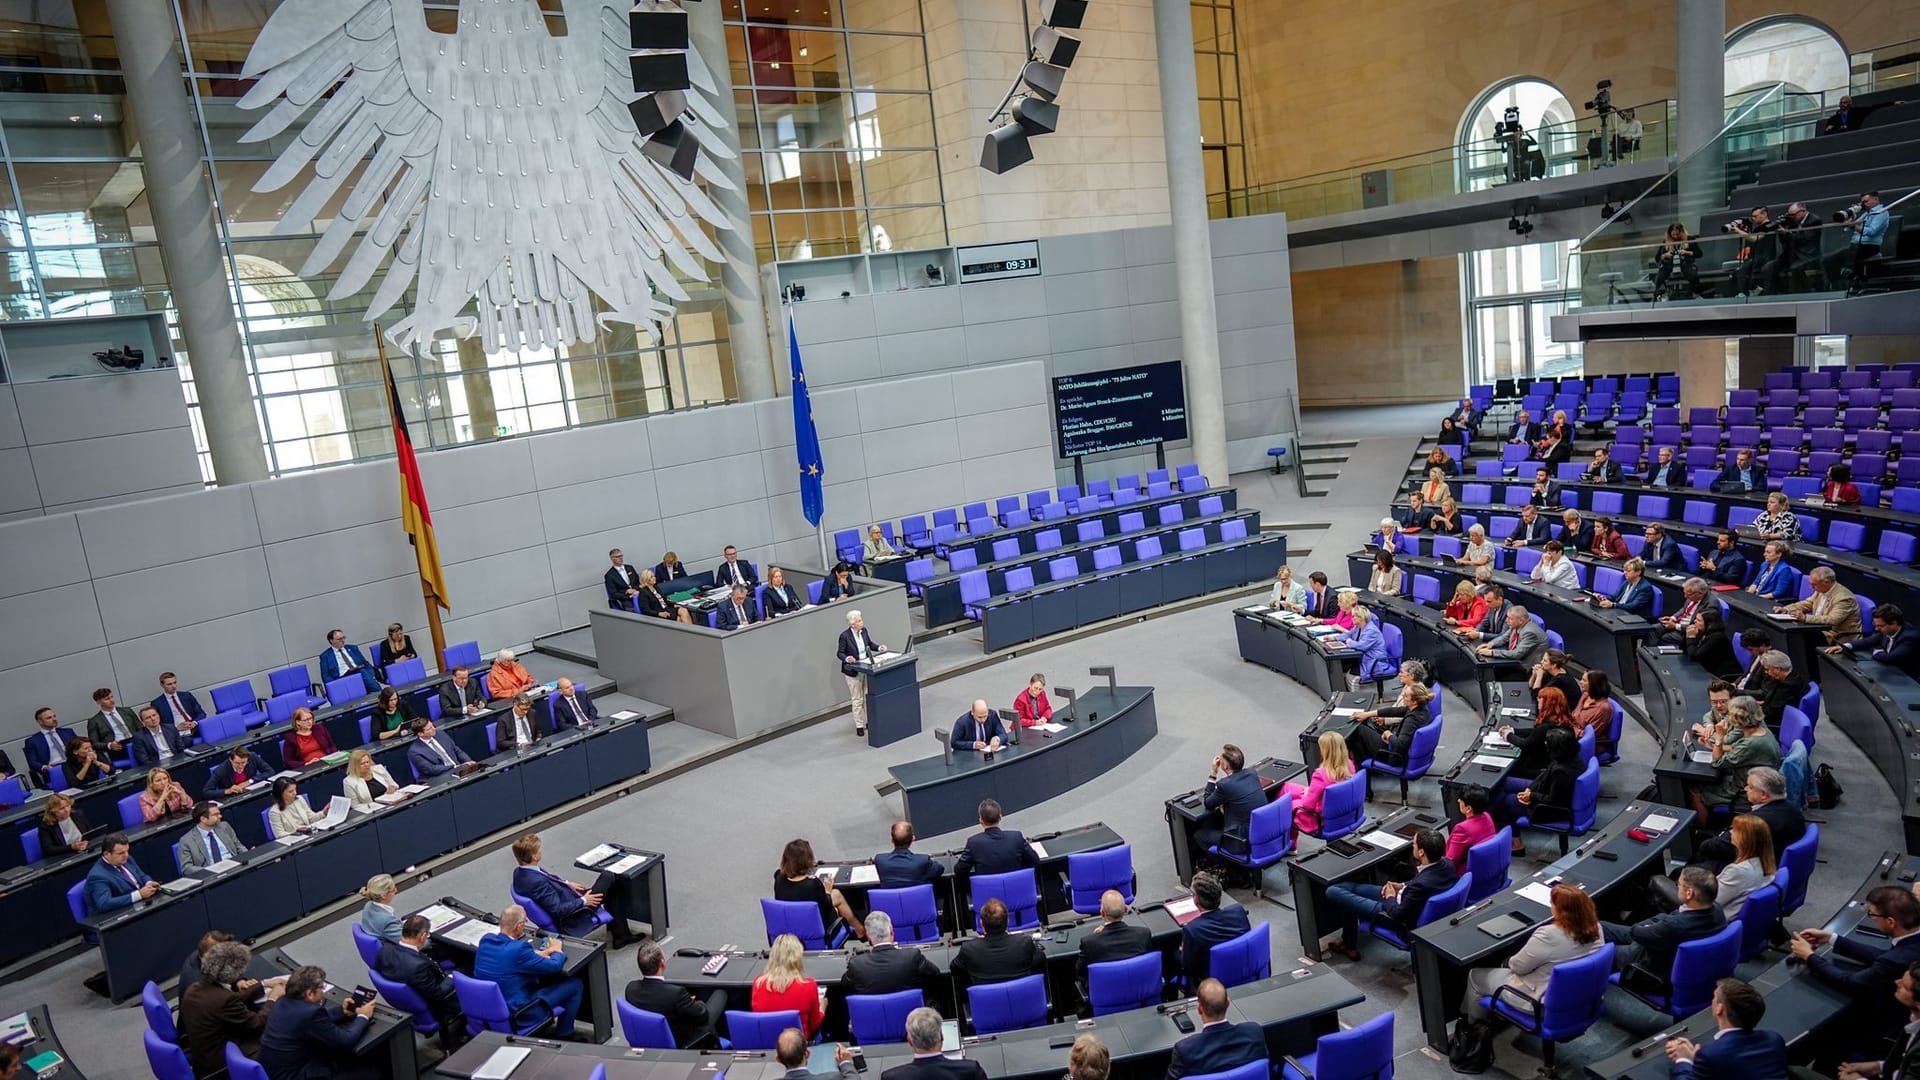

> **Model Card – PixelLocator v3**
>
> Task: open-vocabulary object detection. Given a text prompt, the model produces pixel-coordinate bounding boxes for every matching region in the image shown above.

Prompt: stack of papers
[471,1046,530,1080]
[605,854,648,875]
[1357,830,1408,851]
[1689,750,1714,763]
[442,920,493,948]
[579,843,621,866]
[309,796,352,832]
[1029,841,1049,859]
[205,859,242,874]
[1640,813,1681,834]
[417,904,465,931]
[848,865,880,886]
[1482,731,1511,747]
[1516,881,1556,906]
[609,710,640,721]
[1032,722,1067,734]
[1471,754,1513,768]
[1328,708,1360,718]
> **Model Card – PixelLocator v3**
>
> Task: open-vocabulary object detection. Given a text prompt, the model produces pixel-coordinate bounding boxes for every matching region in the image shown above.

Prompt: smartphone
[850,1048,867,1073]
[1171,1012,1195,1033]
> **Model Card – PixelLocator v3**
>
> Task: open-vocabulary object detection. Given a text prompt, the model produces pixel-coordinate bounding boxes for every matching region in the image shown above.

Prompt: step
[1299,440,1359,452]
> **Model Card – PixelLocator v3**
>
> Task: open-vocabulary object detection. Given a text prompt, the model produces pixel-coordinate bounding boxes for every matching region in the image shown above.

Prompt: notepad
[1471,754,1513,768]
[1640,813,1681,834]
[609,710,639,721]
[1767,612,1799,621]
[442,919,493,948]
[1482,731,1511,747]
[1689,750,1714,763]
[848,865,881,886]
[1516,882,1556,906]
[1029,841,1049,859]
[1032,723,1067,733]
[1501,707,1532,717]
[579,843,621,866]
[1358,830,1408,851]
[605,854,648,875]
[417,903,465,931]
[1328,708,1360,718]
[159,878,200,896]
[470,1046,530,1080]
[205,859,242,874]
[1165,896,1202,925]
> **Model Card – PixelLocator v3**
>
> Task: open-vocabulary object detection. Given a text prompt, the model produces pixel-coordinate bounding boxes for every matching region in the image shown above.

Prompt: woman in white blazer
[266,778,323,837]
[1459,884,1605,1021]
[343,748,403,811]
[360,873,403,943]
[1712,815,1776,920]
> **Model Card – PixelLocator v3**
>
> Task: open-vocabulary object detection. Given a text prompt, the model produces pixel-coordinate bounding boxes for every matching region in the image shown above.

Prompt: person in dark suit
[1324,828,1455,958]
[83,833,159,913]
[1835,960,1920,1080]
[180,930,234,990]
[715,585,758,631]
[1683,606,1741,680]
[36,793,91,860]
[605,548,644,610]
[1597,558,1656,618]
[1699,531,1748,587]
[258,964,377,1080]
[1643,446,1683,488]
[1834,604,1920,677]
[1693,766,1804,871]
[1603,868,1727,987]
[549,678,597,729]
[319,629,381,695]
[624,939,726,1050]
[83,688,141,763]
[838,608,887,738]
[1665,977,1787,1080]
[761,566,805,617]
[1194,743,1266,853]
[883,1007,990,1080]
[202,746,258,797]
[1536,432,1572,467]
[23,707,77,789]
[1456,583,1510,642]
[1076,890,1153,982]
[1713,450,1767,495]
[510,833,606,937]
[1504,505,1554,548]
[635,569,694,624]
[714,545,757,590]
[1558,510,1595,554]
[437,667,488,719]
[1792,885,1920,1032]
[654,551,691,586]
[1505,409,1539,445]
[1752,651,1809,732]
[1641,524,1689,575]
[845,910,940,995]
[950,898,1044,987]
[1581,447,1622,484]
[151,672,205,735]
[374,916,464,1046]
[1299,572,1334,619]
[949,701,1007,752]
[177,800,248,872]
[180,940,283,1077]
[406,719,475,778]
[1165,978,1268,1080]
[1178,872,1252,986]
[874,821,942,887]
[495,694,549,750]
[131,706,189,767]
[954,799,1038,876]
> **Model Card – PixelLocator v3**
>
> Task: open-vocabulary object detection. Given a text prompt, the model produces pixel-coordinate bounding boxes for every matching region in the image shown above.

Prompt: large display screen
[1052,361,1189,458]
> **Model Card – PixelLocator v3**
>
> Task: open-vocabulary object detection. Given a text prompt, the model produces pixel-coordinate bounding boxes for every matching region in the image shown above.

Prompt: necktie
[206,829,225,863]
[44,732,60,759]
[337,649,351,673]
[120,865,137,887]
[517,716,532,744]
[735,604,745,623]
[1509,629,1520,648]
[431,738,453,765]
[170,695,189,722]
[106,711,128,740]
[569,698,584,725]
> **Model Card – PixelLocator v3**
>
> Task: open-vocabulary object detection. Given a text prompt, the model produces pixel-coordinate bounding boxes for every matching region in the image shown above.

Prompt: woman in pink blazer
[1280,731,1353,836]
[1323,590,1358,631]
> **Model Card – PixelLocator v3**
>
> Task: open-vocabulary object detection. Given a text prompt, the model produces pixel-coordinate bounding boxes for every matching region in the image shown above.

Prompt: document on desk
[1029,841,1048,859]
[471,1046,530,1080]
[1689,750,1714,763]
[1500,707,1532,718]
[1031,722,1067,734]
[415,904,464,931]
[205,858,242,875]
[848,865,881,886]
[442,919,493,948]
[578,843,621,866]
[1516,881,1556,907]
[1471,754,1514,768]
[1640,813,1681,834]
[1328,708,1360,718]
[1767,612,1799,621]
[1358,830,1408,851]
[0,1012,32,1047]
[609,710,640,721]
[605,854,648,875]
[1482,731,1512,747]
[159,877,201,896]
[309,796,352,831]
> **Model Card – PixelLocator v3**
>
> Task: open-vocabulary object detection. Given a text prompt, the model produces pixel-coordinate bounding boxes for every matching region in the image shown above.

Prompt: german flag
[386,358,449,610]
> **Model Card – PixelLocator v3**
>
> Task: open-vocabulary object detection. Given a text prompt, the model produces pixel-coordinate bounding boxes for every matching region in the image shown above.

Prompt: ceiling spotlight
[1507,215,1521,232]
[1041,0,1089,29]
[1032,25,1080,68]
[980,122,1034,175]
[1021,60,1069,102]
[1013,96,1060,135]
[641,119,701,179]
[628,89,688,135]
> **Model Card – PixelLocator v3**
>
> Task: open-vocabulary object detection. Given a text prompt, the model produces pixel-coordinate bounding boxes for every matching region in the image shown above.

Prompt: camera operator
[1725,206,1779,297]
[1652,223,1702,299]
[1767,202,1821,293]
[1824,192,1890,294]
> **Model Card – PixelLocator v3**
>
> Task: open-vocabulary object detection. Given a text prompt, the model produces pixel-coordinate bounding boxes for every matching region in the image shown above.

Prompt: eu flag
[789,315,825,526]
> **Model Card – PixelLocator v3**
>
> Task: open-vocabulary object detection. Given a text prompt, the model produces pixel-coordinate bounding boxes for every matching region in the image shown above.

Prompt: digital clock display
[961,257,1040,276]
[955,241,1043,282]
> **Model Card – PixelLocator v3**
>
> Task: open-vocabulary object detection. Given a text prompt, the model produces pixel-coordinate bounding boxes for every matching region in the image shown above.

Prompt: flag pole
[377,326,449,668]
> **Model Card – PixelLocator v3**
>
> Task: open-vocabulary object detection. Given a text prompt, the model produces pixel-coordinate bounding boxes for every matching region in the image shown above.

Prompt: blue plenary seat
[617,999,679,1049]
[969,869,1041,931]
[968,973,1046,1034]
[453,972,562,1036]
[1363,871,1471,950]
[1609,922,1740,1018]
[1207,921,1271,988]
[869,885,940,944]
[1280,1008,1392,1080]
[848,990,922,1044]
[1066,843,1134,914]
[1483,942,1614,1075]
[725,1009,797,1050]
[1208,794,1294,901]
[759,897,848,950]
[1087,951,1163,1016]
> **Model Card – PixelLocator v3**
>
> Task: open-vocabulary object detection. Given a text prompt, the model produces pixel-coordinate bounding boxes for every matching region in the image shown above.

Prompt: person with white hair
[1457,524,1495,568]
[475,903,583,1038]
[844,910,940,995]
[1375,517,1401,553]
[1775,565,1862,646]
[836,609,887,737]
[486,648,536,700]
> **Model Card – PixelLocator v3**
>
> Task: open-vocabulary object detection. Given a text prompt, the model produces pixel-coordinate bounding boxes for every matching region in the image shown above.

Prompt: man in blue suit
[258,965,377,1080]
[374,916,464,1047]
[474,904,584,1037]
[150,672,205,736]
[549,678,598,729]
[204,747,260,797]
[1835,604,1920,678]
[130,706,189,767]
[949,700,1006,752]
[1665,977,1786,1080]
[1178,872,1252,986]
[1324,829,1456,958]
[1166,978,1267,1079]
[319,629,380,694]
[954,799,1037,877]
[714,585,758,631]
[510,833,605,937]
[24,707,78,789]
[1792,884,1920,1031]
[1699,531,1748,587]
[1597,558,1656,618]
[406,719,474,779]
[1641,524,1689,575]
[874,822,942,886]
[1195,744,1267,854]
[1713,449,1767,495]
[84,834,158,914]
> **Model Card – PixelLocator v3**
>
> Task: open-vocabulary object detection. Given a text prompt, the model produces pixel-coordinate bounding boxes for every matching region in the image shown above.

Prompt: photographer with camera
[1585,80,1618,166]
[1725,206,1779,297]
[1824,192,1890,295]
[1653,223,1703,299]
[1767,202,1822,294]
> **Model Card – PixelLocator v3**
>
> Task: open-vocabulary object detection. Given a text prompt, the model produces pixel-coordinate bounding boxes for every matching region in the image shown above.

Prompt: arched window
[1458,78,1577,192]
[1725,17,1847,98]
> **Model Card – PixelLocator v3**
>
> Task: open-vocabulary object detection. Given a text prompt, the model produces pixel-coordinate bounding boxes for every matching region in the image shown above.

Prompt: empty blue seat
[1048,556,1080,582]
[968,974,1046,1034]
[1158,504,1184,526]
[1198,495,1224,516]
[1092,546,1123,572]
[1077,520,1105,543]
[847,989,922,1044]
[1086,951,1163,1016]
[759,898,848,950]
[1067,843,1135,913]
[991,538,1020,562]
[1178,528,1205,552]
[1034,530,1064,552]
[969,869,1041,931]
[869,885,940,944]
[1220,519,1248,542]
[1118,511,1145,533]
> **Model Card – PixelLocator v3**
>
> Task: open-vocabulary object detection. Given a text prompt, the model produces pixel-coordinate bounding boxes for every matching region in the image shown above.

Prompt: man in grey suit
[1477,604,1548,671]
[177,801,248,873]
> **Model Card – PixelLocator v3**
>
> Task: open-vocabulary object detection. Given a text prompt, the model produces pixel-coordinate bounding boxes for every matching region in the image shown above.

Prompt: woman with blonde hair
[37,792,91,857]
[1443,579,1486,628]
[1269,565,1306,611]
[1420,467,1452,507]
[750,933,823,1035]
[359,873,402,943]
[1324,589,1359,631]
[139,766,193,822]
[1281,731,1354,837]
[343,748,403,810]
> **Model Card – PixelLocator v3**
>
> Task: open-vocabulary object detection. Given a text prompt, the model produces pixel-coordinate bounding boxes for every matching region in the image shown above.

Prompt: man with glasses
[1794,886,1920,1031]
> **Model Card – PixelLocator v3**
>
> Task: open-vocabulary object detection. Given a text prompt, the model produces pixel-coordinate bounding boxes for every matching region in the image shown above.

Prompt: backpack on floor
[1814,762,1844,809]
[1448,1018,1494,1074]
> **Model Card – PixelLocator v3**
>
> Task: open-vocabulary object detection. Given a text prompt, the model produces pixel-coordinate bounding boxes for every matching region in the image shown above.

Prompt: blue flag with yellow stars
[789,315,825,527]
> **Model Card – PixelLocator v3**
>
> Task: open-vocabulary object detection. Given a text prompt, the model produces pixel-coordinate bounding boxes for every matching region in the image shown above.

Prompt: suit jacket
[1713,463,1768,492]
[1507,420,1540,444]
[1669,1027,1788,1080]
[762,583,804,617]
[495,708,549,750]
[949,711,1008,751]
[35,807,90,860]
[1538,439,1572,466]
[180,980,271,1077]
[1511,517,1554,546]
[319,644,379,692]
[1487,620,1549,666]
[474,932,568,1013]
[845,942,941,995]
[879,1058,989,1080]
[1643,539,1688,575]
[362,901,404,943]
[1644,460,1683,488]
[1380,861,1456,930]
[83,855,153,913]
[1610,579,1656,619]
[1559,521,1595,552]
[86,707,140,749]
[1703,548,1747,586]
[407,733,472,778]
[152,689,207,725]
[1299,587,1335,619]
[1786,583,1862,645]
[550,689,598,729]
[873,848,942,887]
[624,975,721,1049]
[438,679,486,718]
[280,724,339,769]
[343,765,401,810]
[955,826,1036,876]
[131,725,188,767]
[1849,627,1920,677]
[1204,769,1268,848]
[838,627,882,676]
[715,598,759,631]
[23,726,77,786]
[1077,919,1153,980]
[605,564,643,609]
[1627,904,1727,974]
[1583,460,1623,484]
[373,941,456,1017]
[202,760,259,796]
[1685,631,1741,679]
[950,931,1044,986]
[1878,1018,1920,1080]
[1807,929,1920,1028]
[1472,601,1511,640]
[177,822,248,872]
[1180,906,1252,986]
[713,559,758,589]
[653,561,691,586]
[257,996,371,1080]
[1166,1020,1268,1080]
[636,587,682,621]
[1755,672,1809,729]
[513,864,596,934]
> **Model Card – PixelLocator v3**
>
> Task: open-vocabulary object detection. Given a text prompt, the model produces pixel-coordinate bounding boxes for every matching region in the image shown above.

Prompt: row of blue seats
[956,517,1257,618]
[1763,363,1920,389]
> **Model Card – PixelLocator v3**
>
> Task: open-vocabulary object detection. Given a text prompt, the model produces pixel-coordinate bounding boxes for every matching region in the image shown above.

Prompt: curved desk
[1233,604,1356,699]
[888,687,1157,835]
[1334,592,1503,715]
[1819,652,1920,854]
[2,1006,88,1080]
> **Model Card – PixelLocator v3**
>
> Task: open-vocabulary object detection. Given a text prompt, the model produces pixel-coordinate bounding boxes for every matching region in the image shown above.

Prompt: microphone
[1449,897,1496,925]
[1631,1029,1681,1058]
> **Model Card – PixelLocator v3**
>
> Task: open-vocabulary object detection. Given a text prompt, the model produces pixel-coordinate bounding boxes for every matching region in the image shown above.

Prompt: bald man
[949,700,1006,752]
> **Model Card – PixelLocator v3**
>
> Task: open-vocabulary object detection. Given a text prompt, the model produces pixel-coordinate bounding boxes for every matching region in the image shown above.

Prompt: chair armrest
[1216,828,1251,857]
[1282,1054,1314,1079]
[509,999,559,1034]
[1490,983,1543,1022]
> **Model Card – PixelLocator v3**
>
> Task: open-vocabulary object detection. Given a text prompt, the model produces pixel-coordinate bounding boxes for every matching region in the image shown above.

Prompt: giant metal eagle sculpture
[237,0,733,353]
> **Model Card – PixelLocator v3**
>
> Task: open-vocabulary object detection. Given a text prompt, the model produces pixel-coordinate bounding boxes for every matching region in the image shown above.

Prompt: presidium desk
[886,686,1158,835]
[590,569,912,740]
